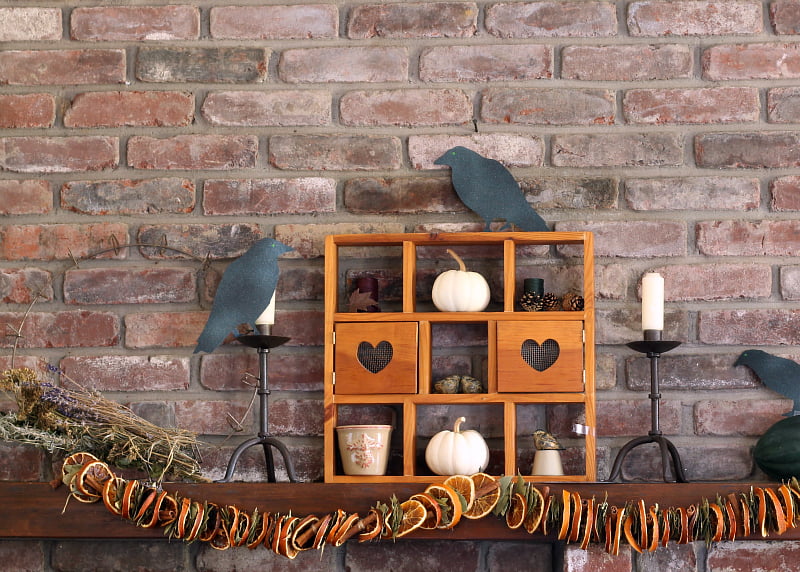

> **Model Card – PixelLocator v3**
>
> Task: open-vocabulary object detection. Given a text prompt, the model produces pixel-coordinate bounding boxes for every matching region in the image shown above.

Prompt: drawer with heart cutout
[333,322,418,394]
[496,320,584,392]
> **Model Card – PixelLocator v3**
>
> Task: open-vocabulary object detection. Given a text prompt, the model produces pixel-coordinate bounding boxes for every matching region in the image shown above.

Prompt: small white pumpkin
[431,249,491,312]
[425,416,490,476]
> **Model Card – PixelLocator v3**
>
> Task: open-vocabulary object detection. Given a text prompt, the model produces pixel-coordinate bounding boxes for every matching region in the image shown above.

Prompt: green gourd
[753,415,800,480]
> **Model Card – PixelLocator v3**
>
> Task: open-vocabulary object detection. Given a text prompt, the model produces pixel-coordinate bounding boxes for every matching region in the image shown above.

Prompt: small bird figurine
[734,349,800,416]
[532,430,563,450]
[434,146,550,232]
[194,238,292,354]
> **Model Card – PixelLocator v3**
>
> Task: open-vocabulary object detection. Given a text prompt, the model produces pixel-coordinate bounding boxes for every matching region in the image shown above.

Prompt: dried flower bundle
[1,367,206,482]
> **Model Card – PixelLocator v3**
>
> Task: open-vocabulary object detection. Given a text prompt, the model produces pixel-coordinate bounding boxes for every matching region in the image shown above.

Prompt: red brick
[0,539,45,570]
[137,223,263,260]
[708,541,800,571]
[0,7,61,41]
[0,223,128,261]
[201,90,330,126]
[0,180,51,215]
[694,399,789,435]
[697,220,800,255]
[772,0,800,34]
[593,399,681,437]
[197,537,338,570]
[274,222,404,258]
[60,355,189,392]
[627,353,762,391]
[0,355,47,374]
[648,263,771,301]
[408,133,544,170]
[136,48,268,83]
[595,307,686,345]
[174,399,251,435]
[269,135,402,171]
[210,5,338,39]
[127,135,258,170]
[487,541,552,571]
[564,544,632,572]
[486,2,617,37]
[696,131,800,168]
[345,540,480,570]
[519,177,618,209]
[625,445,753,481]
[61,178,195,215]
[482,88,614,125]
[64,267,197,305]
[0,268,53,304]
[556,220,687,257]
[200,352,324,392]
[279,47,408,83]
[271,310,325,346]
[624,87,759,124]
[277,267,325,302]
[626,176,759,210]
[768,86,800,122]
[125,311,209,349]
[0,49,125,85]
[699,309,800,345]
[771,176,800,210]
[0,94,55,128]
[627,1,762,36]
[703,43,800,80]
[420,44,552,81]
[552,133,683,167]
[52,540,183,572]
[781,265,800,299]
[0,311,119,348]
[340,89,471,127]
[347,3,478,39]
[344,177,463,214]
[203,178,335,215]
[0,444,46,481]
[562,44,692,80]
[0,136,118,173]
[269,398,323,436]
[71,5,199,40]
[64,91,193,128]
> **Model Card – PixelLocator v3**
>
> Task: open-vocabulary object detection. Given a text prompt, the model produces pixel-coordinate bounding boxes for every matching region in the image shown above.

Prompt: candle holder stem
[217,334,298,483]
[607,338,688,483]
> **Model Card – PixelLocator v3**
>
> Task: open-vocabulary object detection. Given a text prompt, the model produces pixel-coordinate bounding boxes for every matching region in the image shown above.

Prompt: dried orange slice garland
[61,457,800,557]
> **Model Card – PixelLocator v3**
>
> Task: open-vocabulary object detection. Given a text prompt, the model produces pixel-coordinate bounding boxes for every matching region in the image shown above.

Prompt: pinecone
[561,292,584,311]
[519,291,543,312]
[540,292,561,311]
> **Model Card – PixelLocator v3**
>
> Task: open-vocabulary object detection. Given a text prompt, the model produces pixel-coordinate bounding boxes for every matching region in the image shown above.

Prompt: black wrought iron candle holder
[607,329,688,483]
[217,331,298,483]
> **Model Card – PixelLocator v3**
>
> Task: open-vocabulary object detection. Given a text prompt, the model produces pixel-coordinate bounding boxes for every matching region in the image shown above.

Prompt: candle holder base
[606,338,688,483]
[216,334,298,483]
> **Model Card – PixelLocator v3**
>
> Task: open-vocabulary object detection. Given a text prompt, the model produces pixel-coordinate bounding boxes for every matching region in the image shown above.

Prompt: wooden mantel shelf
[4,481,799,541]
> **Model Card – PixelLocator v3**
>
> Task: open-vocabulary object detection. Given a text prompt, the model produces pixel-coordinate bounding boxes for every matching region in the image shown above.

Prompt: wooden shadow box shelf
[323,232,596,483]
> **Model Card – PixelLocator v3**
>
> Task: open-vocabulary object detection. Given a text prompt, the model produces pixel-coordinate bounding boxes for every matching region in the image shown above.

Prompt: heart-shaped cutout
[521,338,560,372]
[357,340,393,374]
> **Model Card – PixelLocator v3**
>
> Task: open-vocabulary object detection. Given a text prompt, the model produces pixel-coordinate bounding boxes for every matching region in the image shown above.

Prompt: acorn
[540,292,561,311]
[519,291,543,312]
[561,292,584,311]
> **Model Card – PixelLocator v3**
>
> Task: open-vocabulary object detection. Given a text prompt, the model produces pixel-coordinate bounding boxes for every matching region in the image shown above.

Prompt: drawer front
[334,322,418,394]
[496,320,584,392]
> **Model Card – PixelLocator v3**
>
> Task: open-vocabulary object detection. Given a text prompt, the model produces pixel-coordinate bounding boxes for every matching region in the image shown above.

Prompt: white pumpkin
[431,249,491,312]
[425,416,490,476]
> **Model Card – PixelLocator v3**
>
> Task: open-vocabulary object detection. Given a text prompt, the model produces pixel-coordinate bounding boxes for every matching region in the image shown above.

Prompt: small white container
[531,449,564,476]
[336,425,393,476]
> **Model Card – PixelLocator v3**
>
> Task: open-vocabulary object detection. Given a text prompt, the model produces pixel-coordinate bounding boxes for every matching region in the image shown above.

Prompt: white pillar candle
[255,292,276,326]
[641,272,664,331]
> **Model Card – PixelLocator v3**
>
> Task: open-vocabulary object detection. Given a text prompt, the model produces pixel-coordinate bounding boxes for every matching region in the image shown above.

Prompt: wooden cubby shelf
[323,232,596,483]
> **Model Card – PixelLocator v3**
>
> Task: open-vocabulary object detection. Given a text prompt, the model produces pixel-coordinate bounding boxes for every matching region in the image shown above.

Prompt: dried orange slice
[443,475,476,513]
[579,498,595,550]
[62,452,99,484]
[312,513,332,549]
[200,502,222,542]
[332,512,360,546]
[465,473,500,520]
[290,514,318,551]
[277,515,300,559]
[557,489,571,540]
[357,509,383,542]
[101,476,125,516]
[523,485,545,534]
[74,460,113,498]
[506,492,527,529]
[410,493,442,529]
[120,480,140,519]
[623,512,643,553]
[396,499,427,537]
[568,491,582,543]
[424,483,463,530]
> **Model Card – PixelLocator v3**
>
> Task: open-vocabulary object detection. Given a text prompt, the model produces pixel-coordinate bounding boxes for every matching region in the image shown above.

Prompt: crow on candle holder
[194,238,292,354]
[735,349,800,417]
[433,146,550,232]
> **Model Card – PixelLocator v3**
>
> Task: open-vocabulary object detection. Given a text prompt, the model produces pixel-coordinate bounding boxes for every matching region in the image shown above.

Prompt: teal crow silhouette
[735,349,800,416]
[194,238,292,354]
[434,146,549,232]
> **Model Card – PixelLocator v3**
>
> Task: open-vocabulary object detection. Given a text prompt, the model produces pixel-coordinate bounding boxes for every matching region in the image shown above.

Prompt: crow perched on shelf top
[194,238,292,354]
[434,146,550,232]
[735,349,800,416]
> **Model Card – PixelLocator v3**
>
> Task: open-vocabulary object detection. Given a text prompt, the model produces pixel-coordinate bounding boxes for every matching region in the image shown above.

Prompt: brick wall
[2,1,800,570]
